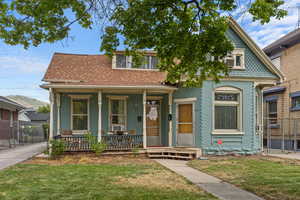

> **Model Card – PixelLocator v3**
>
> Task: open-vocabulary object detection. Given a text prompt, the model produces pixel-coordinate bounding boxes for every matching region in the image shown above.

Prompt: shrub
[84,132,107,156]
[50,140,65,159]
[132,147,139,157]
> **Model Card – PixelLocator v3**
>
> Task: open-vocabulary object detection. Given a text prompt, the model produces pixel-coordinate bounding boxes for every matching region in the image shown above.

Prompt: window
[291,96,300,110]
[115,54,158,69]
[224,49,245,69]
[72,98,89,131]
[267,100,277,124]
[109,99,127,131]
[214,87,242,133]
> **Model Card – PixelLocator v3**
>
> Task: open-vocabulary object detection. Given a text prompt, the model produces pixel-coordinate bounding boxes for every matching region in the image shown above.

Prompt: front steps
[147,147,201,160]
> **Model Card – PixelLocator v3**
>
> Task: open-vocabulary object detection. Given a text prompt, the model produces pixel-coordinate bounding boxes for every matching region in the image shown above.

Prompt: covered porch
[47,86,176,151]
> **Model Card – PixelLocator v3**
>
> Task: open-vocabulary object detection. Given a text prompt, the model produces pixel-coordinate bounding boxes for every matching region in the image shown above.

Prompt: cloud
[0,54,47,74]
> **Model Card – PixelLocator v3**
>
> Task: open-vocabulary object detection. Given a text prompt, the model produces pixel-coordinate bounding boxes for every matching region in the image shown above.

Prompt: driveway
[0,142,47,170]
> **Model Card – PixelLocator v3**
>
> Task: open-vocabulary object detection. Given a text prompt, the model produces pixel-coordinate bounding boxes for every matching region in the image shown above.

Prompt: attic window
[224,48,245,69]
[114,54,158,70]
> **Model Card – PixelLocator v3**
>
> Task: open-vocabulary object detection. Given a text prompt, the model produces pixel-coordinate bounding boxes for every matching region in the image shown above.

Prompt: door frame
[146,97,162,146]
[175,98,196,147]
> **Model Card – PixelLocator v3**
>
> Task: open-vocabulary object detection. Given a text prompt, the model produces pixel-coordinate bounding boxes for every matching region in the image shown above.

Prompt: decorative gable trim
[228,17,285,82]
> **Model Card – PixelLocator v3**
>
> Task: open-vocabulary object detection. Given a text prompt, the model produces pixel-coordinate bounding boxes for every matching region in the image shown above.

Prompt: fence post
[281,118,285,152]
[294,119,297,152]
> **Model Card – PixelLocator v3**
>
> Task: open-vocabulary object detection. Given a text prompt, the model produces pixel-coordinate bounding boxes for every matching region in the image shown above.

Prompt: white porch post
[168,92,173,147]
[143,90,147,149]
[56,93,61,135]
[98,91,102,142]
[49,88,54,141]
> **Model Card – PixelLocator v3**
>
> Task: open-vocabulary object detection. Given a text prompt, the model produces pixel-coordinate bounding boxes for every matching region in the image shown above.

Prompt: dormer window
[224,48,245,69]
[114,54,158,70]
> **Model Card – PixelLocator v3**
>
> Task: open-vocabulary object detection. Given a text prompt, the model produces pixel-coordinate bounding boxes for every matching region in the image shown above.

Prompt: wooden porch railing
[53,134,143,152]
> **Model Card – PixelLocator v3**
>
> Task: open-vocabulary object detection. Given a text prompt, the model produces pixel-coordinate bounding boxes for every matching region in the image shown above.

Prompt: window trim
[225,48,245,70]
[108,96,127,132]
[212,86,244,135]
[70,95,90,134]
[112,54,159,71]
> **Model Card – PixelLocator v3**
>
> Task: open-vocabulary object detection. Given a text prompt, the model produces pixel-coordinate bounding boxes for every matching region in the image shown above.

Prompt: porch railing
[53,134,143,152]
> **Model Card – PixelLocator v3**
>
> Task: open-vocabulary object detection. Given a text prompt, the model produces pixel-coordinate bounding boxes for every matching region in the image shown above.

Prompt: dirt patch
[23,153,155,166]
[115,168,202,194]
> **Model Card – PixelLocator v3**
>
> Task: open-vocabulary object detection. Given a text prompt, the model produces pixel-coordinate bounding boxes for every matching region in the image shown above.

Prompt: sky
[0,0,299,103]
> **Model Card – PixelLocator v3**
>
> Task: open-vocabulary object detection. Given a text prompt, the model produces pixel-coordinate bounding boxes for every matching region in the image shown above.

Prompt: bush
[50,140,65,159]
[84,132,107,156]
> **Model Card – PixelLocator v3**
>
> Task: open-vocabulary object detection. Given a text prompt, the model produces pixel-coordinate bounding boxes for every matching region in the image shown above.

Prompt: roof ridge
[54,52,106,56]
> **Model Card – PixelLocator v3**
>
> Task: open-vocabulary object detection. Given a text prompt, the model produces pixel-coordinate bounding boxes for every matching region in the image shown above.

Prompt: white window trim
[174,97,197,103]
[70,96,90,134]
[225,48,245,70]
[212,87,243,135]
[112,55,159,71]
[108,96,127,132]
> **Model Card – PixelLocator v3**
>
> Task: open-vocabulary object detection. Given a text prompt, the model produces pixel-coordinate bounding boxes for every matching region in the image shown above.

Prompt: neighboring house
[0,96,25,146]
[24,109,50,124]
[263,28,300,150]
[41,18,283,155]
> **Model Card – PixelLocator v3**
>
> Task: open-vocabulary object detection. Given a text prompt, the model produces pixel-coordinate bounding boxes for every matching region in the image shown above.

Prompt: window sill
[212,130,244,135]
[290,107,300,112]
[72,130,89,134]
[230,67,245,70]
[113,67,159,71]
[268,124,280,129]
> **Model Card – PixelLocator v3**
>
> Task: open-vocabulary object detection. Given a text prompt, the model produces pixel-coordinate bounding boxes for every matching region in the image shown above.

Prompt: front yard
[188,156,300,200]
[0,154,216,200]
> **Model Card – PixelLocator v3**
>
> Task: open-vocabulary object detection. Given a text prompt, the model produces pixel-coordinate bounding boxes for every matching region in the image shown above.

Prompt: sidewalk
[265,152,300,160]
[156,159,263,200]
[0,142,47,170]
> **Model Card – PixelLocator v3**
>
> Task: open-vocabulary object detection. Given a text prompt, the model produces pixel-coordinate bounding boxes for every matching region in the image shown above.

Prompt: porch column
[98,91,102,142]
[168,92,173,147]
[143,90,147,148]
[56,93,61,135]
[49,88,54,141]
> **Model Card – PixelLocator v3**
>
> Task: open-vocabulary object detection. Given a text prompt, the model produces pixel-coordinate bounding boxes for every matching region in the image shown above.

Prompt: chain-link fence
[0,120,47,149]
[264,118,300,153]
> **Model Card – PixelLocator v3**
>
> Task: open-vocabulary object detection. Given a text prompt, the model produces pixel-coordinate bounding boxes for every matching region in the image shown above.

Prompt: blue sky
[0,0,299,102]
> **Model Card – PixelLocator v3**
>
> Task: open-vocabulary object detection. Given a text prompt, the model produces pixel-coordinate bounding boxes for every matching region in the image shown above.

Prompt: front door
[177,103,194,146]
[146,100,161,146]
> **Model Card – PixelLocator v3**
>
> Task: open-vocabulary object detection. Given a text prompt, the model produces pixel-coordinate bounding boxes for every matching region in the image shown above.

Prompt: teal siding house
[41,19,283,155]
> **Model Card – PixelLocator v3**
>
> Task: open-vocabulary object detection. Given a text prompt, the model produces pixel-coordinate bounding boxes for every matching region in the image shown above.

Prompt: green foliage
[42,123,49,140]
[0,0,287,85]
[50,139,65,159]
[84,132,106,156]
[37,105,50,113]
[132,147,140,157]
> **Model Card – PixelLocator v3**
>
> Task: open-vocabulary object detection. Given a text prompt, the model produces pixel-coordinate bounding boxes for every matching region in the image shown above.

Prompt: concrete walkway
[0,142,47,170]
[156,159,263,200]
[267,152,300,160]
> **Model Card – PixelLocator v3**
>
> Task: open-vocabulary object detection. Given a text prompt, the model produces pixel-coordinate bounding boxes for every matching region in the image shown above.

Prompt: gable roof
[41,18,284,89]
[228,17,284,82]
[0,96,25,111]
[263,28,300,56]
[25,110,49,122]
[42,53,168,88]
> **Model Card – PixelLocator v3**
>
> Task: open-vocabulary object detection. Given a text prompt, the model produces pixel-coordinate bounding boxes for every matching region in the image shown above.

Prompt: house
[263,27,300,150]
[41,18,283,155]
[23,108,50,124]
[0,96,25,146]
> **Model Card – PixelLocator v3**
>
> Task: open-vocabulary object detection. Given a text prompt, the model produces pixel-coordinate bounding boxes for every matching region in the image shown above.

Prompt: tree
[37,105,50,113]
[0,0,287,86]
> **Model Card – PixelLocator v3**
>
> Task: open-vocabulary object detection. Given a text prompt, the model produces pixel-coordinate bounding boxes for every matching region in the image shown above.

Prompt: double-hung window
[115,54,158,69]
[72,98,89,132]
[214,87,242,134]
[109,98,127,132]
[291,92,300,111]
[267,100,277,124]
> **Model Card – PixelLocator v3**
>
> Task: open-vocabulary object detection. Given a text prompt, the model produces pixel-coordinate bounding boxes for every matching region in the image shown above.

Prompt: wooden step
[147,149,198,160]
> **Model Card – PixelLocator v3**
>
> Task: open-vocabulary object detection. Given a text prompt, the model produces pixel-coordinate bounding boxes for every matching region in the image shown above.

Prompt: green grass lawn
[188,156,300,200]
[0,155,216,200]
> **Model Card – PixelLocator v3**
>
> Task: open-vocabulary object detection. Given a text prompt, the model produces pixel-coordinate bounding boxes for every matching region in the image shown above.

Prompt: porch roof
[42,53,169,87]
